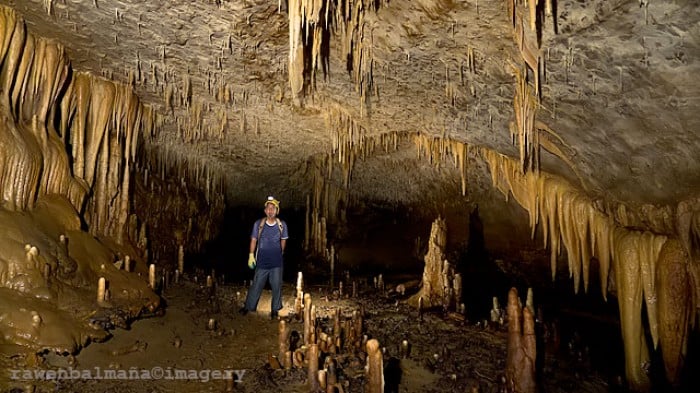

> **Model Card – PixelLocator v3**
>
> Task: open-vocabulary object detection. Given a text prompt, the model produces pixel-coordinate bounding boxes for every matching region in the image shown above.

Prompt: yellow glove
[247,253,256,269]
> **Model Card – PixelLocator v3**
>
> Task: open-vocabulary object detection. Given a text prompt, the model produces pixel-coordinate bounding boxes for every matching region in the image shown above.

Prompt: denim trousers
[244,266,283,313]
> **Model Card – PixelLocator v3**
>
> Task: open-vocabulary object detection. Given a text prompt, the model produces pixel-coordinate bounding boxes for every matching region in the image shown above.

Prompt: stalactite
[0,10,86,212]
[612,228,650,391]
[0,9,21,108]
[286,0,381,108]
[656,239,691,387]
[413,134,471,196]
[511,67,539,173]
[287,0,307,101]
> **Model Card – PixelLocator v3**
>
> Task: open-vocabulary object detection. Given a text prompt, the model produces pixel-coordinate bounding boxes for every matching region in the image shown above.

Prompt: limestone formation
[505,287,536,393]
[0,1,699,391]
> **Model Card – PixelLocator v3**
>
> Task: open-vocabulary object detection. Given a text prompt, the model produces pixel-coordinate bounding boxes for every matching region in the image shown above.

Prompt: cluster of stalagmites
[0,194,160,371]
[282,1,699,389]
[327,100,696,389]
[505,287,537,393]
[270,276,385,392]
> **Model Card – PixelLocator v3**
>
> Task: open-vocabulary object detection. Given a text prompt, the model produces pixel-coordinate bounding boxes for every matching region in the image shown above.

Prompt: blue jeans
[244,266,283,313]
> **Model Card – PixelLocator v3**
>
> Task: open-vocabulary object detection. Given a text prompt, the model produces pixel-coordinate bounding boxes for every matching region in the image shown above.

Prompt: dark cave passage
[194,205,307,285]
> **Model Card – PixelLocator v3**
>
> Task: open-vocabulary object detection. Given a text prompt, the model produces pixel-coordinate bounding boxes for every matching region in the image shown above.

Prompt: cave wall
[0,7,222,387]
[130,143,225,273]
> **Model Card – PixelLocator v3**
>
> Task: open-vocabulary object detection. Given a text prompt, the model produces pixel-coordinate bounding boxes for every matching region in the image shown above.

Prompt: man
[239,196,288,319]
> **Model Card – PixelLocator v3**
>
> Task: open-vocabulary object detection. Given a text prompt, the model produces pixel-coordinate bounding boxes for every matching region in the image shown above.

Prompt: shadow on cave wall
[454,205,511,320]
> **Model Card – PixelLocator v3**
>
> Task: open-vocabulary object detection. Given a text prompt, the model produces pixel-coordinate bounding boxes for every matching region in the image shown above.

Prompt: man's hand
[247,253,256,269]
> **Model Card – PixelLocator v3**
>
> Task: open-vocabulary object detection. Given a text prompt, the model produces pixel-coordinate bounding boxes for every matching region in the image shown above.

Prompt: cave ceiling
[4,0,700,209]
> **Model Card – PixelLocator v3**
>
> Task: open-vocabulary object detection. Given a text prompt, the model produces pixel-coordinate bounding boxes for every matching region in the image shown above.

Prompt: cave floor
[20,278,612,393]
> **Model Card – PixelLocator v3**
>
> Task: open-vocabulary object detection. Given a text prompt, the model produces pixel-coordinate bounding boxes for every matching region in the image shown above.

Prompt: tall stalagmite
[408,216,448,308]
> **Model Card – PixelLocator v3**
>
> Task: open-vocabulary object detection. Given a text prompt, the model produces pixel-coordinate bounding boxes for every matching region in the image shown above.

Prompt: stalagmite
[453,273,462,308]
[505,288,536,393]
[284,350,292,370]
[31,310,42,329]
[400,339,410,359]
[366,339,384,393]
[491,296,502,323]
[295,271,304,318]
[177,244,185,274]
[418,296,424,321]
[329,244,335,287]
[409,217,458,309]
[97,277,106,303]
[525,287,534,314]
[353,310,364,349]
[278,319,289,362]
[318,369,327,390]
[308,343,319,391]
[309,305,317,344]
[303,293,312,345]
[325,357,338,392]
[149,263,156,289]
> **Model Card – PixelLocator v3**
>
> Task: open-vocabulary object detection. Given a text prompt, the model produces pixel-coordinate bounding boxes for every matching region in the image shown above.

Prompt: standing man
[239,196,289,319]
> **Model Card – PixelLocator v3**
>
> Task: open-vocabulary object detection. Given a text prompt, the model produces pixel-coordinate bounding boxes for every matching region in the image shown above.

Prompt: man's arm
[249,238,257,254]
[280,238,286,254]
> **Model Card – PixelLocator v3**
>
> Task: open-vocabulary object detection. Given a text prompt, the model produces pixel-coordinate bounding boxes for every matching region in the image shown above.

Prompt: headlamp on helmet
[265,196,280,212]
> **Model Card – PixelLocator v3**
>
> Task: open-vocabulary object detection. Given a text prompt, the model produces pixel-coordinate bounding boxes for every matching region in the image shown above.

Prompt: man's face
[265,203,277,217]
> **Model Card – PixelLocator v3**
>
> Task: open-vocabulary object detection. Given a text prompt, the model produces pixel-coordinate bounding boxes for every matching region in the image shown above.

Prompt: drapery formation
[0,7,158,242]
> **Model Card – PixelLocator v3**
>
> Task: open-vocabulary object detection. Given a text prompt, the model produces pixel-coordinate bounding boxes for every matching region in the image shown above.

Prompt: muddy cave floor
[19,277,614,393]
